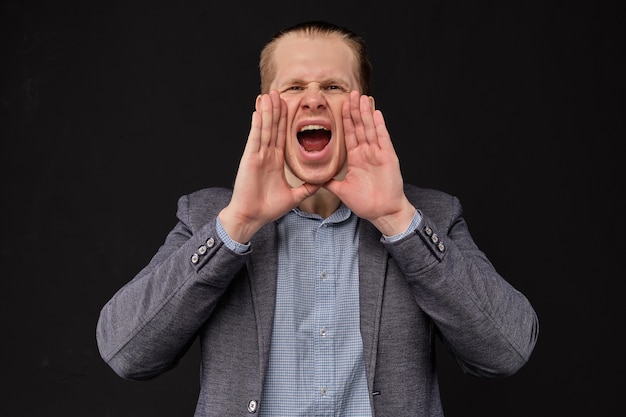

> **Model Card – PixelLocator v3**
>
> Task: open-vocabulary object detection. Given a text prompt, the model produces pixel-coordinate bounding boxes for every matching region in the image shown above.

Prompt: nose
[300,84,327,110]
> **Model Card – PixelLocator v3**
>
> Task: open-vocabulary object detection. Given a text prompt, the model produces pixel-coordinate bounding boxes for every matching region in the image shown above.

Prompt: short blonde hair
[259,21,372,95]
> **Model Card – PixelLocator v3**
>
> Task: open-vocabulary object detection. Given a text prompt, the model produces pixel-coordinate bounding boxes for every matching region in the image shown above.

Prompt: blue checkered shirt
[217,205,420,416]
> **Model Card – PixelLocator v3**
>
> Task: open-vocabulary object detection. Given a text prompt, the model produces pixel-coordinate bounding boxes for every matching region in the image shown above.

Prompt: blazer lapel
[358,219,389,390]
[246,222,279,380]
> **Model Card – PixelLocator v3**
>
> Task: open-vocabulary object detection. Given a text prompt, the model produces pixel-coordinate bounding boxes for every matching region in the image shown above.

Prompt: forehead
[270,34,359,87]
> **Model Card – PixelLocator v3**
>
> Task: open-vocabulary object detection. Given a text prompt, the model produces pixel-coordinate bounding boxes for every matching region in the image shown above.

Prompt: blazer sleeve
[95,192,247,380]
[384,190,539,377]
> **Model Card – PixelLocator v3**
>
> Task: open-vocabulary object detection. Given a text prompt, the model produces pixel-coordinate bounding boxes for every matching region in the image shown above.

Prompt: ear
[255,94,262,112]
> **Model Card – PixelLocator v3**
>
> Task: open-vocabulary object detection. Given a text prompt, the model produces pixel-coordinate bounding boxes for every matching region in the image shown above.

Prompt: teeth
[299,125,328,132]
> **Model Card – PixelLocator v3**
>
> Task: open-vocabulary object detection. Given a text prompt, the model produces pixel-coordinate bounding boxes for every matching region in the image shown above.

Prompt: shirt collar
[283,203,353,225]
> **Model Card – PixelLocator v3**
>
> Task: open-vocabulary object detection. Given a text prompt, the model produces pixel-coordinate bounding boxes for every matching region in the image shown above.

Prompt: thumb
[292,183,321,203]
[323,178,342,197]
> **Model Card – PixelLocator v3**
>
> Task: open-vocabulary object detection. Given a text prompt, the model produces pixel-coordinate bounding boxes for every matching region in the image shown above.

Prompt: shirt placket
[314,221,336,416]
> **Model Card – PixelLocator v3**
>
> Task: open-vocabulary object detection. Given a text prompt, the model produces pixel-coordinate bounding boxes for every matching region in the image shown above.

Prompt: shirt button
[321,271,327,279]
[198,245,207,255]
[320,327,327,337]
[320,386,328,396]
[206,237,215,247]
[247,399,258,413]
[191,253,199,264]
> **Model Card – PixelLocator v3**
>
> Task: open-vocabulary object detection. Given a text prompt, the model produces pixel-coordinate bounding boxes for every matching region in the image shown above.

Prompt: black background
[1,0,623,415]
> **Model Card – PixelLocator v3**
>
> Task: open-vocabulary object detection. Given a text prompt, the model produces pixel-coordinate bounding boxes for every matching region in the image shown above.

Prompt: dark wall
[1,0,623,415]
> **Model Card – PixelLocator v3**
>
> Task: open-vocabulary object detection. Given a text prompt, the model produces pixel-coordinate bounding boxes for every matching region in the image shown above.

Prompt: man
[96,21,539,416]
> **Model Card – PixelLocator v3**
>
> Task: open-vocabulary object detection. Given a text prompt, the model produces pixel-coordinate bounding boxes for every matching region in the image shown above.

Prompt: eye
[323,85,348,93]
[283,85,305,93]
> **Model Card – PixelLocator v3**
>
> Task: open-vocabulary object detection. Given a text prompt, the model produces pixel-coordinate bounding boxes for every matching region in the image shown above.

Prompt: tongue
[301,137,329,152]
[299,130,330,152]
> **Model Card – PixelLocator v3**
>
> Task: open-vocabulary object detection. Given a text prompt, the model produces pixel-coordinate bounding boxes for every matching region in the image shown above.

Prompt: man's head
[259,21,373,187]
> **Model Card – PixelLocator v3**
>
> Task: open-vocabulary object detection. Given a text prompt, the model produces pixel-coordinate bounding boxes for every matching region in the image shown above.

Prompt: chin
[285,161,345,186]
[308,164,346,184]
[302,173,334,185]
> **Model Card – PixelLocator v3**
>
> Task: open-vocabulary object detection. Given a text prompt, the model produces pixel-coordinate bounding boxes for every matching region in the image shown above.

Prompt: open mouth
[297,125,331,152]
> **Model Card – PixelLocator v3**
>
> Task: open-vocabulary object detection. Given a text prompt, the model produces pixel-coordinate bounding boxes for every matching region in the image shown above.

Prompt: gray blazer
[96,184,538,417]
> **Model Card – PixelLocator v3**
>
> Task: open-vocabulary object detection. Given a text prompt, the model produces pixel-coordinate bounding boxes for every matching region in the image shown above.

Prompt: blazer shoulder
[403,184,462,223]
[185,187,233,206]
[403,184,457,207]
[177,187,233,227]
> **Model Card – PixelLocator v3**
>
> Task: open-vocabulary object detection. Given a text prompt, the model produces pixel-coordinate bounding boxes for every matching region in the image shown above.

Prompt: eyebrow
[281,78,352,87]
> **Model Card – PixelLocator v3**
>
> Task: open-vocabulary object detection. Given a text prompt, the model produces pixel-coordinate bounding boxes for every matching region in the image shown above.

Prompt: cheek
[333,112,346,145]
[278,93,298,108]
[283,101,299,131]
[330,99,348,127]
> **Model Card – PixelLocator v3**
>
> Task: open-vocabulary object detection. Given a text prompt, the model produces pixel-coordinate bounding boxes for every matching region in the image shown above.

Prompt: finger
[373,109,395,152]
[244,95,263,153]
[275,96,288,150]
[349,91,368,144]
[244,110,262,154]
[259,94,273,148]
[269,90,281,148]
[342,98,357,151]
[359,94,379,147]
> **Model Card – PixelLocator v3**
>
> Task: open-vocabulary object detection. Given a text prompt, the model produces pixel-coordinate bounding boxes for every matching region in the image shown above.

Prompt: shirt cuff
[215,218,250,254]
[381,210,423,242]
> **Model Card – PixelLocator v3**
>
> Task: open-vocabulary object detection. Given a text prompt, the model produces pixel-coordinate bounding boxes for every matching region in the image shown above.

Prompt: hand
[324,91,416,236]
[218,90,318,243]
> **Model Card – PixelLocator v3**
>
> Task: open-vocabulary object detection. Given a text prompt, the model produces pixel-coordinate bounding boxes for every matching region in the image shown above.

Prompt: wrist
[371,202,417,237]
[217,207,263,244]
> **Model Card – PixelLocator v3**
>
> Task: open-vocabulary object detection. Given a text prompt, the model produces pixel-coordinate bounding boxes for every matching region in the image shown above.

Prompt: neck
[285,166,344,218]
[298,187,341,219]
